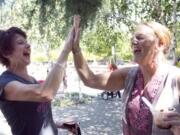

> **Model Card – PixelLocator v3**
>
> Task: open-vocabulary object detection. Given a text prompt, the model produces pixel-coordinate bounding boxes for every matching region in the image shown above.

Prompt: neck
[7,65,29,80]
[140,52,166,85]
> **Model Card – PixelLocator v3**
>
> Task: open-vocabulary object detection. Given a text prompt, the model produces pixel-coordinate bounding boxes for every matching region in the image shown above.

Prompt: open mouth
[133,49,141,54]
[23,52,30,57]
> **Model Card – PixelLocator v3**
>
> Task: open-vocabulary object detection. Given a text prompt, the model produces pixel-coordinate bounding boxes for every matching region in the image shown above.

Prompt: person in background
[72,15,180,135]
[62,68,68,90]
[107,62,121,98]
[108,62,118,72]
[0,15,80,135]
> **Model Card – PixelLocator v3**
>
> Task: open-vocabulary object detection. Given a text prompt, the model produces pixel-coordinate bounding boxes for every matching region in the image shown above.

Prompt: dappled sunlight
[53,98,123,135]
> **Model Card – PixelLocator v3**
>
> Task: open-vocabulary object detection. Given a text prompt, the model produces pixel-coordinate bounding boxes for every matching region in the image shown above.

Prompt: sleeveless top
[122,65,180,135]
[0,71,58,135]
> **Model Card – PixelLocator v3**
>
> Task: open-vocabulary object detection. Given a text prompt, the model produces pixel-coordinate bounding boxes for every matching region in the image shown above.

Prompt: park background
[0,0,180,135]
[0,0,180,65]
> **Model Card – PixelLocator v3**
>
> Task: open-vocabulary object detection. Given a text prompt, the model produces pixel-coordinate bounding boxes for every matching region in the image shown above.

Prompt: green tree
[0,0,179,62]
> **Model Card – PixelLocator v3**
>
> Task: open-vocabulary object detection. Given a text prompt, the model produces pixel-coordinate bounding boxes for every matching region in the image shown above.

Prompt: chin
[133,58,143,65]
[25,60,31,65]
[133,57,139,63]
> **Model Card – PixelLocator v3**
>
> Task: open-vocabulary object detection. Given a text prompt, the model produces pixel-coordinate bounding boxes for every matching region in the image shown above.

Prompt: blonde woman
[72,16,180,135]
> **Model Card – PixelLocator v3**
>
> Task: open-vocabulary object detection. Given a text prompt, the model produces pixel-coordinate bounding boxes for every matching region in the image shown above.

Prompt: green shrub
[52,92,93,107]
[176,62,180,68]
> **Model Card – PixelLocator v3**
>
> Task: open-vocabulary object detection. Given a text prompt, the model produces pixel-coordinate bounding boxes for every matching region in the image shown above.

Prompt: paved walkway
[53,98,123,135]
[0,98,123,135]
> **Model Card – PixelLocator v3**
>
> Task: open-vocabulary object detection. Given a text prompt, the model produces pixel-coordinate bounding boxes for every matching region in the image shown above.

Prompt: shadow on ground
[53,98,123,135]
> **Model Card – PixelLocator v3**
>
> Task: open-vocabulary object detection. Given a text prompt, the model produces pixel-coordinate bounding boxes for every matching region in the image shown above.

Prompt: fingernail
[168,107,175,111]
[160,109,164,112]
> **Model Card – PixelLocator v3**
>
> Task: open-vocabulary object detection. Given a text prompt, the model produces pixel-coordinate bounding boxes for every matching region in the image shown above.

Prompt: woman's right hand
[63,26,75,53]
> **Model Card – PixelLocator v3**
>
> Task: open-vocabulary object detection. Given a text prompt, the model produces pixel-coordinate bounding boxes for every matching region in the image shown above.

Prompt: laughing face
[131,24,160,66]
[8,34,31,67]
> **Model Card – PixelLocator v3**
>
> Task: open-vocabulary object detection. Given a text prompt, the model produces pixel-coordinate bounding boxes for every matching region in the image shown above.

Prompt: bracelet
[72,49,81,55]
[54,62,66,69]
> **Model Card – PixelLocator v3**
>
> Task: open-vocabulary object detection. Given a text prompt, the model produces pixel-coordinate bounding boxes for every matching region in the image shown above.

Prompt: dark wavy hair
[0,27,27,67]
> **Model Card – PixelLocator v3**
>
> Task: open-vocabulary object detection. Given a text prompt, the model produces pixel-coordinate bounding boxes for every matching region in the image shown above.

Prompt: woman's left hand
[164,111,180,125]
[171,125,180,135]
[162,111,180,134]
[153,109,180,130]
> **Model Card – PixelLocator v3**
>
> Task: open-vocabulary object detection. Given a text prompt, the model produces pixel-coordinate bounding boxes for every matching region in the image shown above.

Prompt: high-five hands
[63,15,81,54]
[72,15,81,53]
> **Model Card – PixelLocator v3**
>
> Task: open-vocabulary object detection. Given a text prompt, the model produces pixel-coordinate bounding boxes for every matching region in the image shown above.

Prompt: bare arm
[73,51,129,91]
[4,26,75,102]
[72,15,128,91]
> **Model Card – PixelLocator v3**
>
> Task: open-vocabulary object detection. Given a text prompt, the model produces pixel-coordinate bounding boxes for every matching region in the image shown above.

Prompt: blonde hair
[143,22,172,54]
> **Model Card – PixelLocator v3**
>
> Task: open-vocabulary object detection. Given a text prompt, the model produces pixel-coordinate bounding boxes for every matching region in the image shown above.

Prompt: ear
[2,53,11,59]
[157,40,165,52]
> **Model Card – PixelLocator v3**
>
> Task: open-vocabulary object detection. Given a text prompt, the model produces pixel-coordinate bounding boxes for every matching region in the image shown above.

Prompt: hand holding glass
[142,97,174,129]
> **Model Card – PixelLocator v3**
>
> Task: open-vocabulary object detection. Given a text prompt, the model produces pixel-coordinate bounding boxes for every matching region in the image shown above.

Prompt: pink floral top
[123,69,167,135]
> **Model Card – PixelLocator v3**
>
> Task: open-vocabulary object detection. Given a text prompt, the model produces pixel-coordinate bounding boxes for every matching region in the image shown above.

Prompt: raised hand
[73,15,80,31]
[72,15,81,53]
[63,15,80,54]
[63,26,75,53]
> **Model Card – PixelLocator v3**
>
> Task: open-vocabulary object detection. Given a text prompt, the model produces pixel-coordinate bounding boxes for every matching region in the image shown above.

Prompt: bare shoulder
[177,73,180,89]
[4,81,40,101]
[172,66,180,96]
[176,74,180,97]
[116,64,138,79]
[110,64,138,89]
[172,66,180,82]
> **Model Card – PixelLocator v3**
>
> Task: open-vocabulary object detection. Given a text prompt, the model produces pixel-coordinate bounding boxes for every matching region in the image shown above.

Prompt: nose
[131,36,138,46]
[25,43,31,49]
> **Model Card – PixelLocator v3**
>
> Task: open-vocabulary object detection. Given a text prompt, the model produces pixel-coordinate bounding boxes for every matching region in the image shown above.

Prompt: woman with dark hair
[0,16,80,135]
[72,16,180,135]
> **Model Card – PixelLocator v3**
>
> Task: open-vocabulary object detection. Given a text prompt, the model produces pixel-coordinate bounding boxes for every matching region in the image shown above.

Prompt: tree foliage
[64,0,102,30]
[0,0,179,62]
[19,0,103,36]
